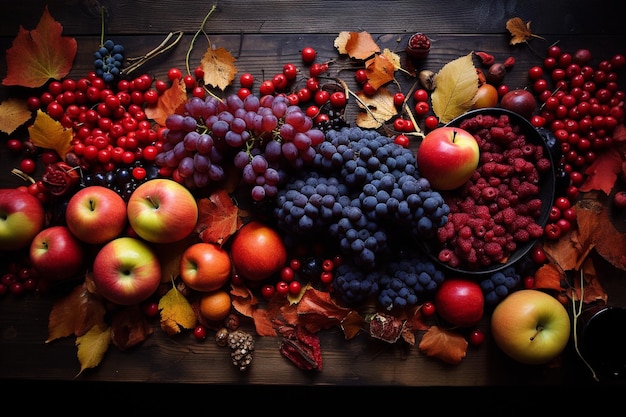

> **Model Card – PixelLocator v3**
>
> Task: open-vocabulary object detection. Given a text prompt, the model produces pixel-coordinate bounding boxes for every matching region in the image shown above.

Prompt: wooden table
[1,0,626,399]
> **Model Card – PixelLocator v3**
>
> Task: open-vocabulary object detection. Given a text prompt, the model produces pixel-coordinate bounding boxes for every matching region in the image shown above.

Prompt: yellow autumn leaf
[431,53,478,124]
[355,87,397,129]
[0,98,31,134]
[28,109,73,160]
[334,31,380,60]
[158,285,197,336]
[201,47,238,90]
[418,325,468,364]
[75,324,111,376]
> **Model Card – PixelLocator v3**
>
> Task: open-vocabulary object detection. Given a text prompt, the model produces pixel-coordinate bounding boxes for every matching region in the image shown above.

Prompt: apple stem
[529,325,544,341]
[146,195,159,209]
[452,130,458,143]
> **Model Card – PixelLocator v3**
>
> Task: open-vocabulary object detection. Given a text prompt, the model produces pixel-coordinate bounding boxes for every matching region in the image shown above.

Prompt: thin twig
[121,31,184,75]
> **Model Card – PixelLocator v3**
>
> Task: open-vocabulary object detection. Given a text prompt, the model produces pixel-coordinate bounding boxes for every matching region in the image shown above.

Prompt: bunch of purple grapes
[155,93,325,201]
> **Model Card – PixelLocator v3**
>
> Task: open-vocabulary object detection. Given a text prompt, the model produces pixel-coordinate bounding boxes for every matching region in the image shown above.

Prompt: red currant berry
[275,281,289,296]
[142,301,159,318]
[301,46,316,64]
[193,325,207,341]
[288,280,302,295]
[280,266,295,282]
[394,134,409,148]
[421,301,436,317]
[468,328,485,346]
[523,276,535,289]
[261,284,275,299]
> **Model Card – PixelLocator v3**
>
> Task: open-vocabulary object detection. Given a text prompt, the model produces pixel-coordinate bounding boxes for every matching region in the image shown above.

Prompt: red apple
[92,236,161,305]
[416,126,480,190]
[126,178,198,244]
[65,186,127,245]
[180,242,232,292]
[0,188,45,251]
[229,221,287,281]
[29,225,84,281]
[491,289,571,365]
[434,278,484,327]
[500,89,536,120]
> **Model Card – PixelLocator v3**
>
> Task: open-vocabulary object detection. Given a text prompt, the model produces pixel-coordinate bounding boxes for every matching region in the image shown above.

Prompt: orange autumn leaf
[590,203,626,271]
[355,87,397,129]
[46,283,107,342]
[295,287,353,333]
[505,17,544,45]
[364,50,398,90]
[567,257,608,305]
[543,228,583,271]
[2,6,77,88]
[334,31,380,60]
[579,148,622,195]
[201,47,238,91]
[75,324,111,376]
[418,325,468,365]
[28,109,73,161]
[0,98,32,134]
[533,263,567,292]
[340,310,366,340]
[145,79,187,127]
[196,189,243,246]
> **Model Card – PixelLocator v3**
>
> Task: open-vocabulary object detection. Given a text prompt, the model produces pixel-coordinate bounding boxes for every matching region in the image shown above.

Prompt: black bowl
[421,108,557,276]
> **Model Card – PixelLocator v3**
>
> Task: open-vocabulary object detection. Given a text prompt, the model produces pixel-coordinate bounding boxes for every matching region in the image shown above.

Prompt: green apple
[416,126,479,190]
[65,186,128,245]
[126,179,198,243]
[91,236,161,305]
[0,188,45,251]
[491,289,571,365]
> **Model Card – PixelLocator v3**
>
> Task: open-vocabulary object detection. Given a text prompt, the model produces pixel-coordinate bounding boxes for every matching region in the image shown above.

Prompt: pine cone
[227,330,254,372]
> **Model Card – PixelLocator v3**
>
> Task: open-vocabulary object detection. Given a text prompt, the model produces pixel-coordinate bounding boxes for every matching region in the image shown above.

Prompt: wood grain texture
[1,0,625,389]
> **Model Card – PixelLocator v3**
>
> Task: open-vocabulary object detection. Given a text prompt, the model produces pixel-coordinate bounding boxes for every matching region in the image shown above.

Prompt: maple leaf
[0,98,32,134]
[505,17,544,45]
[196,189,243,245]
[2,6,77,88]
[364,51,397,90]
[110,306,154,351]
[75,324,111,376]
[579,148,622,195]
[431,53,478,124]
[355,87,397,129]
[334,31,380,60]
[418,325,468,365]
[144,79,187,127]
[28,109,73,161]
[201,47,238,91]
[46,283,107,342]
[158,284,197,336]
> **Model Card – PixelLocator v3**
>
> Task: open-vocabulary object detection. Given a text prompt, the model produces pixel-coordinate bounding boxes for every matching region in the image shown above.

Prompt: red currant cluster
[257,254,342,300]
[0,259,37,298]
[234,47,348,129]
[388,87,440,148]
[528,46,626,239]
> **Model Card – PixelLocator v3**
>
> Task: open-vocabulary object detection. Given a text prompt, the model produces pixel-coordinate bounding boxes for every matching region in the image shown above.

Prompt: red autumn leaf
[579,148,622,194]
[145,79,187,127]
[195,189,243,246]
[295,287,353,333]
[2,6,77,88]
[543,229,583,272]
[590,200,626,271]
[418,325,468,365]
[340,310,366,340]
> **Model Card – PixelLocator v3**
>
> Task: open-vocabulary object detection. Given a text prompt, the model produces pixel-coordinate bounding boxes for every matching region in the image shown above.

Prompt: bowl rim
[420,107,557,276]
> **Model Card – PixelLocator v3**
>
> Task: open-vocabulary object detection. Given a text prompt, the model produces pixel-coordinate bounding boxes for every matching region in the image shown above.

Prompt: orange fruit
[472,83,499,109]
[229,221,287,281]
[199,290,232,322]
[180,242,232,292]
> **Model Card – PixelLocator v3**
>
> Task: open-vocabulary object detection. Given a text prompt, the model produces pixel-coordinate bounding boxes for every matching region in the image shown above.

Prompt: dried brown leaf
[110,306,154,351]
[418,325,468,365]
[0,98,31,134]
[355,87,397,128]
[431,53,478,124]
[201,47,237,90]
[364,52,396,90]
[506,17,543,45]
[533,263,567,292]
[567,257,608,304]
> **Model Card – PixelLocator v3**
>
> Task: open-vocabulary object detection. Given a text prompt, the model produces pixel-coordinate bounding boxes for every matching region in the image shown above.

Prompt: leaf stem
[572,268,600,382]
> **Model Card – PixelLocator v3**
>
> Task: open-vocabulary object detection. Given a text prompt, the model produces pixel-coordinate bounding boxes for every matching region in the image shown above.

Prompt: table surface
[1,0,626,394]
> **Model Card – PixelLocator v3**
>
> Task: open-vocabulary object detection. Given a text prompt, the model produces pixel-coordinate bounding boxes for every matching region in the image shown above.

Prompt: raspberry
[457,237,473,253]
[527,223,545,238]
[485,242,503,257]
[517,181,539,199]
[501,207,517,224]
[513,229,531,242]
[481,186,498,200]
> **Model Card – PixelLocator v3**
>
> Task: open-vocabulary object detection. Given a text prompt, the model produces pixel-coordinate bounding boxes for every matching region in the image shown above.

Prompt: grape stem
[571,268,600,382]
[122,31,184,75]
[185,5,222,102]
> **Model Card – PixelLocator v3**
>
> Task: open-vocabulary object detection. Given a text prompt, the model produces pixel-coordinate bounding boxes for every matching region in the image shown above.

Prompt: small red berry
[523,276,535,289]
[142,301,159,318]
[301,46,316,64]
[421,301,436,317]
[613,191,626,209]
[261,284,275,299]
[288,280,302,295]
[193,325,207,341]
[468,328,485,346]
[275,281,290,296]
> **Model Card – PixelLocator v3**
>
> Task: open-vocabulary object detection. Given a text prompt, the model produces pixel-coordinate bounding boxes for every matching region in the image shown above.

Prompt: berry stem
[122,31,184,76]
[571,269,600,382]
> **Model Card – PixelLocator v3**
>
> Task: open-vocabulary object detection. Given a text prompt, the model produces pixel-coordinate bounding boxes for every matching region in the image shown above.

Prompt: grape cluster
[479,265,522,306]
[332,248,445,309]
[155,93,325,200]
[94,39,124,83]
[273,126,450,272]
